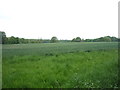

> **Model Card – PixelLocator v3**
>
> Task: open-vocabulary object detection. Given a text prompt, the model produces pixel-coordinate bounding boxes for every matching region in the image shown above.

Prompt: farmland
[2,42,118,88]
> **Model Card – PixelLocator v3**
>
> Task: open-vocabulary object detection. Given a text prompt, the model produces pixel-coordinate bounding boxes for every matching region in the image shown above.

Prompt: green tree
[71,37,81,42]
[0,31,7,44]
[19,38,25,43]
[93,36,111,42]
[15,37,19,44]
[103,36,111,42]
[50,36,58,43]
[75,37,81,42]
[8,36,20,44]
[110,36,118,42]
[71,38,76,42]
[85,39,93,42]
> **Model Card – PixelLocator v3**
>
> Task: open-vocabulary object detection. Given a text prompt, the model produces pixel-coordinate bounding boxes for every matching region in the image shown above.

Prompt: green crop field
[2,42,119,88]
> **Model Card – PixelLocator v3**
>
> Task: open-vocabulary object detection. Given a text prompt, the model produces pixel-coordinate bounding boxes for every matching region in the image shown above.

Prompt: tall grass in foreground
[3,49,118,88]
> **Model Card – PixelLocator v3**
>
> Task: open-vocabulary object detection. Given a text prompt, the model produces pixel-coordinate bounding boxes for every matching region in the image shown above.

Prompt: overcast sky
[0,0,119,40]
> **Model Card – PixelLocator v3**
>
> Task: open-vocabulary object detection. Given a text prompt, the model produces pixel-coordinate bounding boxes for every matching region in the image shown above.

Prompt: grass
[2,42,118,88]
[2,42,118,58]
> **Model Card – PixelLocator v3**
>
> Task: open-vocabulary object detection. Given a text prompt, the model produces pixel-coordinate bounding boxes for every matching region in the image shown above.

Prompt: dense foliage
[0,31,119,44]
[71,37,81,42]
[50,36,58,43]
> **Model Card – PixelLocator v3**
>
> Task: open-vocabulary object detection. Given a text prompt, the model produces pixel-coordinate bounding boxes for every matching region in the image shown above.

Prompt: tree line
[0,31,59,44]
[0,31,119,44]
